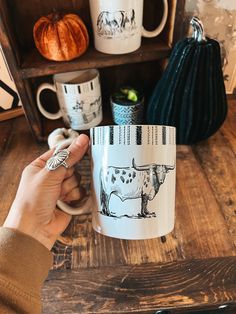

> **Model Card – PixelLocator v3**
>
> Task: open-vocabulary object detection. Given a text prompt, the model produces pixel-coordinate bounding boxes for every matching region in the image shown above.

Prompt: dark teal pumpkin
[146,17,228,144]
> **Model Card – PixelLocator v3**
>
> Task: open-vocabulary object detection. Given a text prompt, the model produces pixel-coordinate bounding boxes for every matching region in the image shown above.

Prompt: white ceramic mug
[89,0,168,54]
[55,125,176,240]
[36,69,103,130]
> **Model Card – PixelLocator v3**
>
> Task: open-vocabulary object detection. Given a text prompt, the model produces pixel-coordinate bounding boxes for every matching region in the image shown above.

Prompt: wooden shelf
[0,0,181,141]
[0,107,24,121]
[20,39,171,79]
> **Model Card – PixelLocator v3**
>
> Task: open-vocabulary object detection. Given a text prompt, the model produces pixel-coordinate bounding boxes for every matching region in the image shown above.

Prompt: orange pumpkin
[33,13,89,61]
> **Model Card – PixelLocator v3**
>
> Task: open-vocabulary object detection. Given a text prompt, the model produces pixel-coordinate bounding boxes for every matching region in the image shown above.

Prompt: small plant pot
[110,88,144,125]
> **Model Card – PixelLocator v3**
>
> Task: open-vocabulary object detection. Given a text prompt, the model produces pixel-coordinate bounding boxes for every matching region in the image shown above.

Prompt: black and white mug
[89,0,168,54]
[57,125,176,240]
[36,69,102,130]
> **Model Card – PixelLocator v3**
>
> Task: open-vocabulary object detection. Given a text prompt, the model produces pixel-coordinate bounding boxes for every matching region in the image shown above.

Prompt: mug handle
[36,83,62,120]
[57,196,92,216]
[48,131,92,216]
[142,0,168,38]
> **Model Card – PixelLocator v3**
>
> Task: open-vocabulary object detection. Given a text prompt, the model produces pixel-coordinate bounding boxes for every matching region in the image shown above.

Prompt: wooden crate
[0,0,185,141]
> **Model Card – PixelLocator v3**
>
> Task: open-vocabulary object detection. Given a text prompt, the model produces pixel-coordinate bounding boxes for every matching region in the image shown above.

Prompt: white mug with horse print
[89,0,168,54]
[36,69,102,130]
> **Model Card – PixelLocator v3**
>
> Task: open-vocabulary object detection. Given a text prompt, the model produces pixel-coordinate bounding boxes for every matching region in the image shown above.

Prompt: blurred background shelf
[0,0,185,141]
[20,40,171,79]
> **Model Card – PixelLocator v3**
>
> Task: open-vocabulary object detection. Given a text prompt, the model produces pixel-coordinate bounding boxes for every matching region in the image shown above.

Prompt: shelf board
[20,39,171,79]
[0,107,24,121]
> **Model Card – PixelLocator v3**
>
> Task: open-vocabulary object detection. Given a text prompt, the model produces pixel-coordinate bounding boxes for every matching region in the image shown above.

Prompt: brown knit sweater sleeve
[0,227,53,314]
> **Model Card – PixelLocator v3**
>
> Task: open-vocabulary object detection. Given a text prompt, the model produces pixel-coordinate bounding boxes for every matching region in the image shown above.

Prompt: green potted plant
[110,87,144,125]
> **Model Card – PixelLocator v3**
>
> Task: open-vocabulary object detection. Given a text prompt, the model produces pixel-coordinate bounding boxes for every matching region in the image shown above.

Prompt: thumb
[31,134,90,170]
[41,134,89,180]
[36,134,90,181]
[49,133,90,179]
[65,134,90,168]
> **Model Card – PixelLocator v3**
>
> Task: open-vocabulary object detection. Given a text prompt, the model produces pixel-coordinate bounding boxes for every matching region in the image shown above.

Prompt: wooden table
[0,98,235,314]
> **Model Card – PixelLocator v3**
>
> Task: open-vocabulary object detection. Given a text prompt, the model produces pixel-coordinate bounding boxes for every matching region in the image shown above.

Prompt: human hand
[3,134,90,250]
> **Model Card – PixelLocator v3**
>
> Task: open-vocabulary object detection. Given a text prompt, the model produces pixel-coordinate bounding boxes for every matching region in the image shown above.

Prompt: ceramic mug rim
[91,124,176,131]
[110,96,144,107]
[53,69,99,86]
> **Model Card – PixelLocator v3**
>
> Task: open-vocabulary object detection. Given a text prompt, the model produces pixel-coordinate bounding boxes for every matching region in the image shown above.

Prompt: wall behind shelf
[178,0,236,94]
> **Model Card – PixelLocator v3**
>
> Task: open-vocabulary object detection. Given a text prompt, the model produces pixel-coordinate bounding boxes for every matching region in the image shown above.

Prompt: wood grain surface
[0,99,235,313]
[42,257,236,314]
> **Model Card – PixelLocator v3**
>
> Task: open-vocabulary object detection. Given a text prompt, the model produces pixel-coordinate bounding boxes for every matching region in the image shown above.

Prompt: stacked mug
[36,69,103,130]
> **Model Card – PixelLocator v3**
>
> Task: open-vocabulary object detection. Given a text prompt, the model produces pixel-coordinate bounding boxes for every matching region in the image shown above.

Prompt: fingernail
[76,134,89,147]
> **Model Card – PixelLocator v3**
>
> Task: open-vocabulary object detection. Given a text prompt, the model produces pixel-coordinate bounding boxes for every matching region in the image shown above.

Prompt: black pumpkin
[146,17,228,144]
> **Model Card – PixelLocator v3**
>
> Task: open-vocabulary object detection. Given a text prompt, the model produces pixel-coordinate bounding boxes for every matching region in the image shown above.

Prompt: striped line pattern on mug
[57,75,100,95]
[92,126,175,145]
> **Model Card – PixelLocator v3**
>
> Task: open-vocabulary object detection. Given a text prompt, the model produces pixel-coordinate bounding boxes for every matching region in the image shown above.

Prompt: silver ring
[46,149,70,171]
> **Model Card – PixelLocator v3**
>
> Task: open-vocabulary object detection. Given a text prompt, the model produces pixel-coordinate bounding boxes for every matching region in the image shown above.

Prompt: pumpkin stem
[52,12,62,23]
[190,16,206,42]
